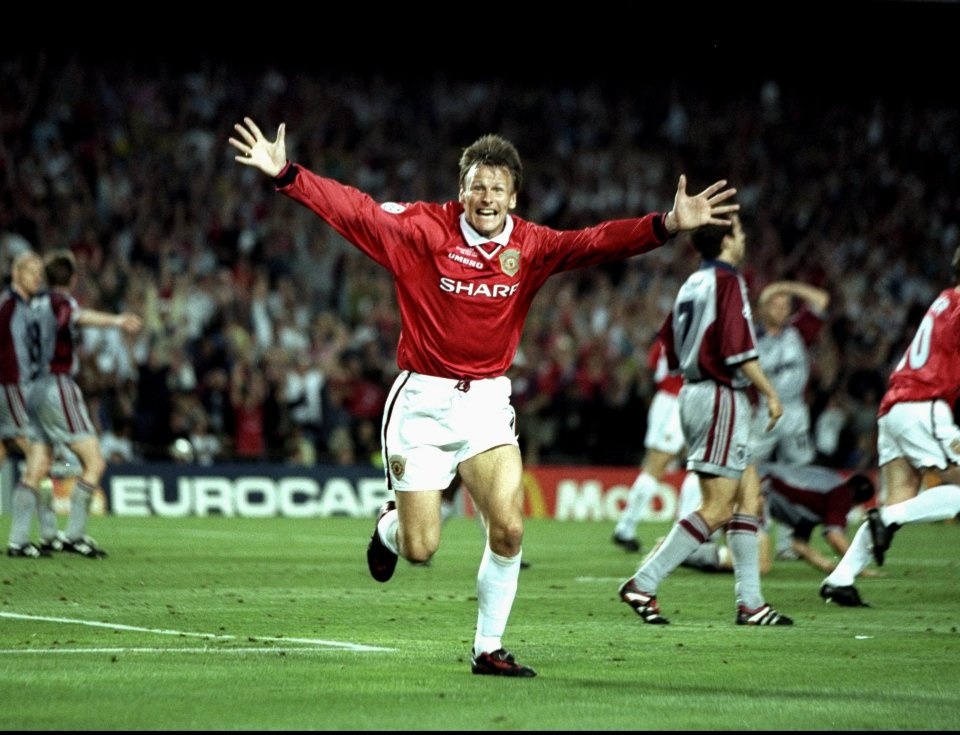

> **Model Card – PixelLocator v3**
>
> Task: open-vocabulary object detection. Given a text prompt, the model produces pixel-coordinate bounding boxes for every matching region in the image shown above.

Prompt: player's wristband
[654,212,671,241]
[273,162,298,188]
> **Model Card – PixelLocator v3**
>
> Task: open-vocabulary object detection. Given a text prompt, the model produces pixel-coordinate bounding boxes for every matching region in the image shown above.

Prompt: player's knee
[487,518,524,556]
[699,507,733,532]
[85,455,107,482]
[401,528,441,563]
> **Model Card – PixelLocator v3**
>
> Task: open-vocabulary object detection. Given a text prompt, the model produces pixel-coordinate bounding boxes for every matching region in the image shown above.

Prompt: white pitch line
[0,612,393,652]
[575,576,627,583]
[0,647,350,655]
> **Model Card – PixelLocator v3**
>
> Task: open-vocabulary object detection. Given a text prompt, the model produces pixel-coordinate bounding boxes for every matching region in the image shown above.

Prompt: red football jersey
[279,164,670,380]
[879,288,960,417]
[647,337,683,395]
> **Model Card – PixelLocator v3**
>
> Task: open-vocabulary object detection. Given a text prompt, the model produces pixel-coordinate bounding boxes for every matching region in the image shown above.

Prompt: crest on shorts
[734,444,747,464]
[499,248,521,277]
[388,454,406,481]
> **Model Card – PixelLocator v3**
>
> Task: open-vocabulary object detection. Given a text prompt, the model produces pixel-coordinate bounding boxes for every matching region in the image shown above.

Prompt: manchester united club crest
[388,454,406,481]
[499,248,521,277]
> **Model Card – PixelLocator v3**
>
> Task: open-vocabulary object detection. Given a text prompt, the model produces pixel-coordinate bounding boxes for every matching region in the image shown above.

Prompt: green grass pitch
[1,513,957,730]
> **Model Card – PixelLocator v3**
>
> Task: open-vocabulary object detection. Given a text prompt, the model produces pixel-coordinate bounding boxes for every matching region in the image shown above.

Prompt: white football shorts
[644,390,685,455]
[381,371,518,492]
[877,399,960,470]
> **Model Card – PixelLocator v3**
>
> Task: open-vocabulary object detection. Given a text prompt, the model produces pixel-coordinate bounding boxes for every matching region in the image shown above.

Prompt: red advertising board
[461,466,879,521]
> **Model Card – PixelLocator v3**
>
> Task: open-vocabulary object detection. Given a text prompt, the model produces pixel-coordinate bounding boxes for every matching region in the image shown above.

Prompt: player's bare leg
[614,447,675,552]
[459,444,534,676]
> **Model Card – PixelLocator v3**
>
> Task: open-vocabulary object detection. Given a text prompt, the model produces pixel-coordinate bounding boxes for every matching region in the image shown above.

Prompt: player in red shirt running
[820,246,960,607]
[230,117,739,676]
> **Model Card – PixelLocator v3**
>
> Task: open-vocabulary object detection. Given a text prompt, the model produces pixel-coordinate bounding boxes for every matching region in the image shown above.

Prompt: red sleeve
[792,305,825,345]
[276,164,413,271]
[657,311,679,370]
[646,339,661,371]
[822,486,854,530]
[530,213,671,274]
[717,272,758,366]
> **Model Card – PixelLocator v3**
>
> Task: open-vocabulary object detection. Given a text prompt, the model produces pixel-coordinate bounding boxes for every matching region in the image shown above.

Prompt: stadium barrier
[2,462,877,520]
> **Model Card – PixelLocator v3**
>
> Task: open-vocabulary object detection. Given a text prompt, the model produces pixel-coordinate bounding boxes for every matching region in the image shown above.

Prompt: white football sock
[474,544,521,656]
[883,484,960,526]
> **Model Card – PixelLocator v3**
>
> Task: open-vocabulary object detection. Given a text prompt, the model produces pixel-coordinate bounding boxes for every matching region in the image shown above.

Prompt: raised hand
[229,117,287,177]
[665,175,740,233]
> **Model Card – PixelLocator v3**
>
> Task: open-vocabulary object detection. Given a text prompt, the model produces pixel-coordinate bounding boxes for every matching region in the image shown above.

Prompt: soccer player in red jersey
[230,117,739,676]
[820,246,960,607]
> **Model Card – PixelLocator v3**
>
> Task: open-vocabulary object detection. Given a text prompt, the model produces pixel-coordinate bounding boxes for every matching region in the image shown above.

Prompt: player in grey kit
[2,250,61,558]
[750,280,830,559]
[25,249,143,558]
[618,214,793,626]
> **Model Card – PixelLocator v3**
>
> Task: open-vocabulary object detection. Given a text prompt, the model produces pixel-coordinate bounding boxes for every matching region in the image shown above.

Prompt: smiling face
[459,163,517,239]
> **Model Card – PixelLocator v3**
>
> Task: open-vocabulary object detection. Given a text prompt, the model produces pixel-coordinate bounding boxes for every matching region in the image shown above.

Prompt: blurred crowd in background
[1,52,957,470]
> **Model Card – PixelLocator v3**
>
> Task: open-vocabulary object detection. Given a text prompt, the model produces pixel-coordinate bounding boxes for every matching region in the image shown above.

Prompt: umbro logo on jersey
[448,252,484,270]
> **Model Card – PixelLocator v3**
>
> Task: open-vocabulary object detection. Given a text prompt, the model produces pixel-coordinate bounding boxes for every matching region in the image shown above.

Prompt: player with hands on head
[230,116,739,676]
[751,278,831,561]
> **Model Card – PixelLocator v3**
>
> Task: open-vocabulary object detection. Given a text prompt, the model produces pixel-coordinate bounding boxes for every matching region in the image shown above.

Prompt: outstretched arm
[76,309,143,334]
[229,117,288,178]
[663,175,739,234]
